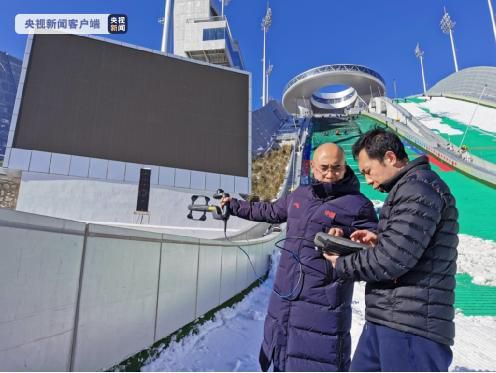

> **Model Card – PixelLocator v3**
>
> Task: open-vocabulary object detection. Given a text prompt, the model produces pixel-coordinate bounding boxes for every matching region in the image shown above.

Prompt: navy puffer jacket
[229,167,378,371]
[335,156,458,346]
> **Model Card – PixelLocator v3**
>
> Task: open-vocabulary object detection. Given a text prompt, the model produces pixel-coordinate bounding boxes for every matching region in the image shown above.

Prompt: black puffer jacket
[335,156,459,346]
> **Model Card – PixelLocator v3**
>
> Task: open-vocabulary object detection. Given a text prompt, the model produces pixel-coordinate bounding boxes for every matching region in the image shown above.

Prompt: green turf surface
[455,273,496,316]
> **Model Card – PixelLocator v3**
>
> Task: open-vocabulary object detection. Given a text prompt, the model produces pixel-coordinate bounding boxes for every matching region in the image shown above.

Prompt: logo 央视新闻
[108,14,127,34]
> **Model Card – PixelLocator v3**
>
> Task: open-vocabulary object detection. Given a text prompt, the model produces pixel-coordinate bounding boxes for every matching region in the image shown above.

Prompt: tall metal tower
[415,43,427,96]
[440,7,459,72]
[261,4,272,107]
[488,0,496,43]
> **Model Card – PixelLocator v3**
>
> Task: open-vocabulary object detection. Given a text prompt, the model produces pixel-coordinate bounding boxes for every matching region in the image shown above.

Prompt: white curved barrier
[0,208,281,371]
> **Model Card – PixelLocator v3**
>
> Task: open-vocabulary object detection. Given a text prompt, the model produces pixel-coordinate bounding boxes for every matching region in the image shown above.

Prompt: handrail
[186,15,226,23]
[428,92,496,109]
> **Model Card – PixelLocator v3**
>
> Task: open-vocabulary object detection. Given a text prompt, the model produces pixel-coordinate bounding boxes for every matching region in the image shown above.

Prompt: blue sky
[1,0,495,109]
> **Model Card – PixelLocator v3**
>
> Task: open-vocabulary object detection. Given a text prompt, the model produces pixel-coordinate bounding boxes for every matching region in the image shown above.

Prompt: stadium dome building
[427,66,496,106]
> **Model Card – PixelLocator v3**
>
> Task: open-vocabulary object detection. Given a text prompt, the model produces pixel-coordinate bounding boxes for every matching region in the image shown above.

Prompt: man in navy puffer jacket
[221,143,378,371]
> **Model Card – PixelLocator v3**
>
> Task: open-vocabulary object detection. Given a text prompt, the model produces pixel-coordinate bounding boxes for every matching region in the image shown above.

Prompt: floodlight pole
[221,0,231,18]
[393,79,398,100]
[415,43,427,96]
[488,0,496,43]
[160,0,173,53]
[266,63,273,104]
[261,4,272,107]
[440,7,459,72]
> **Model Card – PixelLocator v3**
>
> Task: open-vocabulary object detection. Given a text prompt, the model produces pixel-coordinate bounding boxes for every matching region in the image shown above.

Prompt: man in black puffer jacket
[325,129,458,371]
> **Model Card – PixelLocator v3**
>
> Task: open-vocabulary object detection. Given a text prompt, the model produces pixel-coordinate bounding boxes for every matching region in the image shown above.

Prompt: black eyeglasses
[317,164,346,174]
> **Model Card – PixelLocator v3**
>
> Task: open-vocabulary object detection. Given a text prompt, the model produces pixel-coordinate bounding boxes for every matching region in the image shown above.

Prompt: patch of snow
[421,97,496,134]
[458,234,496,286]
[399,102,463,135]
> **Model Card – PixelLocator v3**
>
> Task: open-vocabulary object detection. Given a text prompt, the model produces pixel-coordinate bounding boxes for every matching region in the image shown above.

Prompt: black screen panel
[13,34,249,176]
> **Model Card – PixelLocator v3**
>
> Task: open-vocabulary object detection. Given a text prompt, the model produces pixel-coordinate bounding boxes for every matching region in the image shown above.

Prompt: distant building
[173,0,244,70]
[0,52,22,160]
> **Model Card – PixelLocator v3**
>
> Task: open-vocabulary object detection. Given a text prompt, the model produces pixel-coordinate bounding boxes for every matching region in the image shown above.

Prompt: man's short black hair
[352,128,408,161]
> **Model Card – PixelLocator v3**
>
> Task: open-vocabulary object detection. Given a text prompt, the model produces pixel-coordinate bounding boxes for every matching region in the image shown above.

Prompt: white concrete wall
[0,208,279,371]
[14,171,254,238]
[174,0,211,56]
[6,150,250,194]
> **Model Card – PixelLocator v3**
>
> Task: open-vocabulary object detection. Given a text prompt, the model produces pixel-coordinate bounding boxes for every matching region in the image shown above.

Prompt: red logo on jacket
[324,210,336,219]
[293,202,300,209]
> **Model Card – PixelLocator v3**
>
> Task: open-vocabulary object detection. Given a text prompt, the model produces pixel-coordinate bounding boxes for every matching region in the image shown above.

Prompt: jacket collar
[311,165,360,199]
[380,155,431,193]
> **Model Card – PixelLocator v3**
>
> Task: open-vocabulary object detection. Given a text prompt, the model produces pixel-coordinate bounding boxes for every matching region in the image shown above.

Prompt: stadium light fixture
[414,43,427,96]
[440,7,459,72]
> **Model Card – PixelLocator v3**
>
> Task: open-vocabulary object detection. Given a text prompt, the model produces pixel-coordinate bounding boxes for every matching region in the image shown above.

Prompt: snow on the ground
[142,281,270,372]
[452,311,496,371]
[422,97,496,134]
[399,102,464,135]
[405,97,496,135]
[142,235,496,372]
[141,252,281,372]
[458,234,496,286]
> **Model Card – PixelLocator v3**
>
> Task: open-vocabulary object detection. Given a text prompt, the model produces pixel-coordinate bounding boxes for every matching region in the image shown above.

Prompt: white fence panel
[195,243,223,317]
[220,245,238,304]
[71,225,161,371]
[155,239,199,339]
[0,209,84,371]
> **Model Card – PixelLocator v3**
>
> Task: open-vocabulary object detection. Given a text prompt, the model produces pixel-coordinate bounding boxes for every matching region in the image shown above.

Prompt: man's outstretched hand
[350,229,378,246]
[323,228,377,268]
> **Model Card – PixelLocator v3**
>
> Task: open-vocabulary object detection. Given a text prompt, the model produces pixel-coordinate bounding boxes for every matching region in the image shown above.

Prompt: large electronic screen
[13,34,250,176]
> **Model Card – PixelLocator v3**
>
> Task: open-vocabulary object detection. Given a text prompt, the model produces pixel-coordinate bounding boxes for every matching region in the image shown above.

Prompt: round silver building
[282,64,386,116]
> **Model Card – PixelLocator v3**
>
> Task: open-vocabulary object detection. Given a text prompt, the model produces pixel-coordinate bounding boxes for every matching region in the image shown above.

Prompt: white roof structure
[427,66,496,106]
[282,64,386,115]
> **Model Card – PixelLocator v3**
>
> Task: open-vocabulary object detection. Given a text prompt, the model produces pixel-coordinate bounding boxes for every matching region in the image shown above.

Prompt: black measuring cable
[222,218,314,300]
